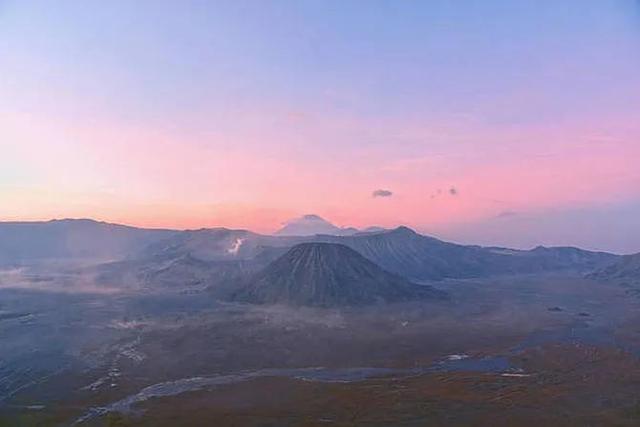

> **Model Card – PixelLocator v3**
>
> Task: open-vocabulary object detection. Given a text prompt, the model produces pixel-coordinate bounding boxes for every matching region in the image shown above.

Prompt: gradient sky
[1,0,639,253]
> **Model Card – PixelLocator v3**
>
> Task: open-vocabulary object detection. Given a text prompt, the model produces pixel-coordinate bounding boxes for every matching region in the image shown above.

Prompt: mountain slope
[93,254,264,293]
[311,227,618,281]
[587,253,640,282]
[231,243,445,307]
[135,228,283,262]
[93,228,291,291]
[0,219,176,266]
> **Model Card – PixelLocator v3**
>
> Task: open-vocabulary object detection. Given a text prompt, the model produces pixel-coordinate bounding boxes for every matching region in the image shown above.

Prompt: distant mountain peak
[391,226,418,235]
[275,214,357,237]
[302,214,324,220]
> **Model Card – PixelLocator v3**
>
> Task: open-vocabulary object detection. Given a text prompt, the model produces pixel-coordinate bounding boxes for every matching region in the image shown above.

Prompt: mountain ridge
[0,219,620,285]
[0,218,178,266]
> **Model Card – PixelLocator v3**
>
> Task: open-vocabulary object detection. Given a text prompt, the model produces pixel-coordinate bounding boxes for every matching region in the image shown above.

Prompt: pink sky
[2,108,639,238]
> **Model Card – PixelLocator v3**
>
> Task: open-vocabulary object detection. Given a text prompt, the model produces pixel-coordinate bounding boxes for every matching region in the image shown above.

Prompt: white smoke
[226,238,245,256]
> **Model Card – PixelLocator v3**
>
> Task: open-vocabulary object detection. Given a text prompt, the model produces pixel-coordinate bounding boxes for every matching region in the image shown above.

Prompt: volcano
[232,242,445,307]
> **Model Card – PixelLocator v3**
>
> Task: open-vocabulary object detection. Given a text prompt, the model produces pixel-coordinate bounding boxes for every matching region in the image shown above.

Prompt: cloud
[430,187,459,199]
[496,210,518,218]
[372,189,393,198]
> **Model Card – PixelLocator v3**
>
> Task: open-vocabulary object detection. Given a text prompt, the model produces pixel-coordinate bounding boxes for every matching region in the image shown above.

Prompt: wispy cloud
[496,210,518,218]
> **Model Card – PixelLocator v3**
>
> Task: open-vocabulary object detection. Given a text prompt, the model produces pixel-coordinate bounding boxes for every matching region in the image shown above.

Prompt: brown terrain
[3,271,640,426]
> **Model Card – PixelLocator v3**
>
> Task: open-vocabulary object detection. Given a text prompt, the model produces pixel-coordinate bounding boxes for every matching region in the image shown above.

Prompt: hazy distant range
[0,214,632,308]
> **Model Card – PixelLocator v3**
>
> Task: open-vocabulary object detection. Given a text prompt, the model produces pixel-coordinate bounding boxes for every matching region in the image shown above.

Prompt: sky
[1,0,639,253]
